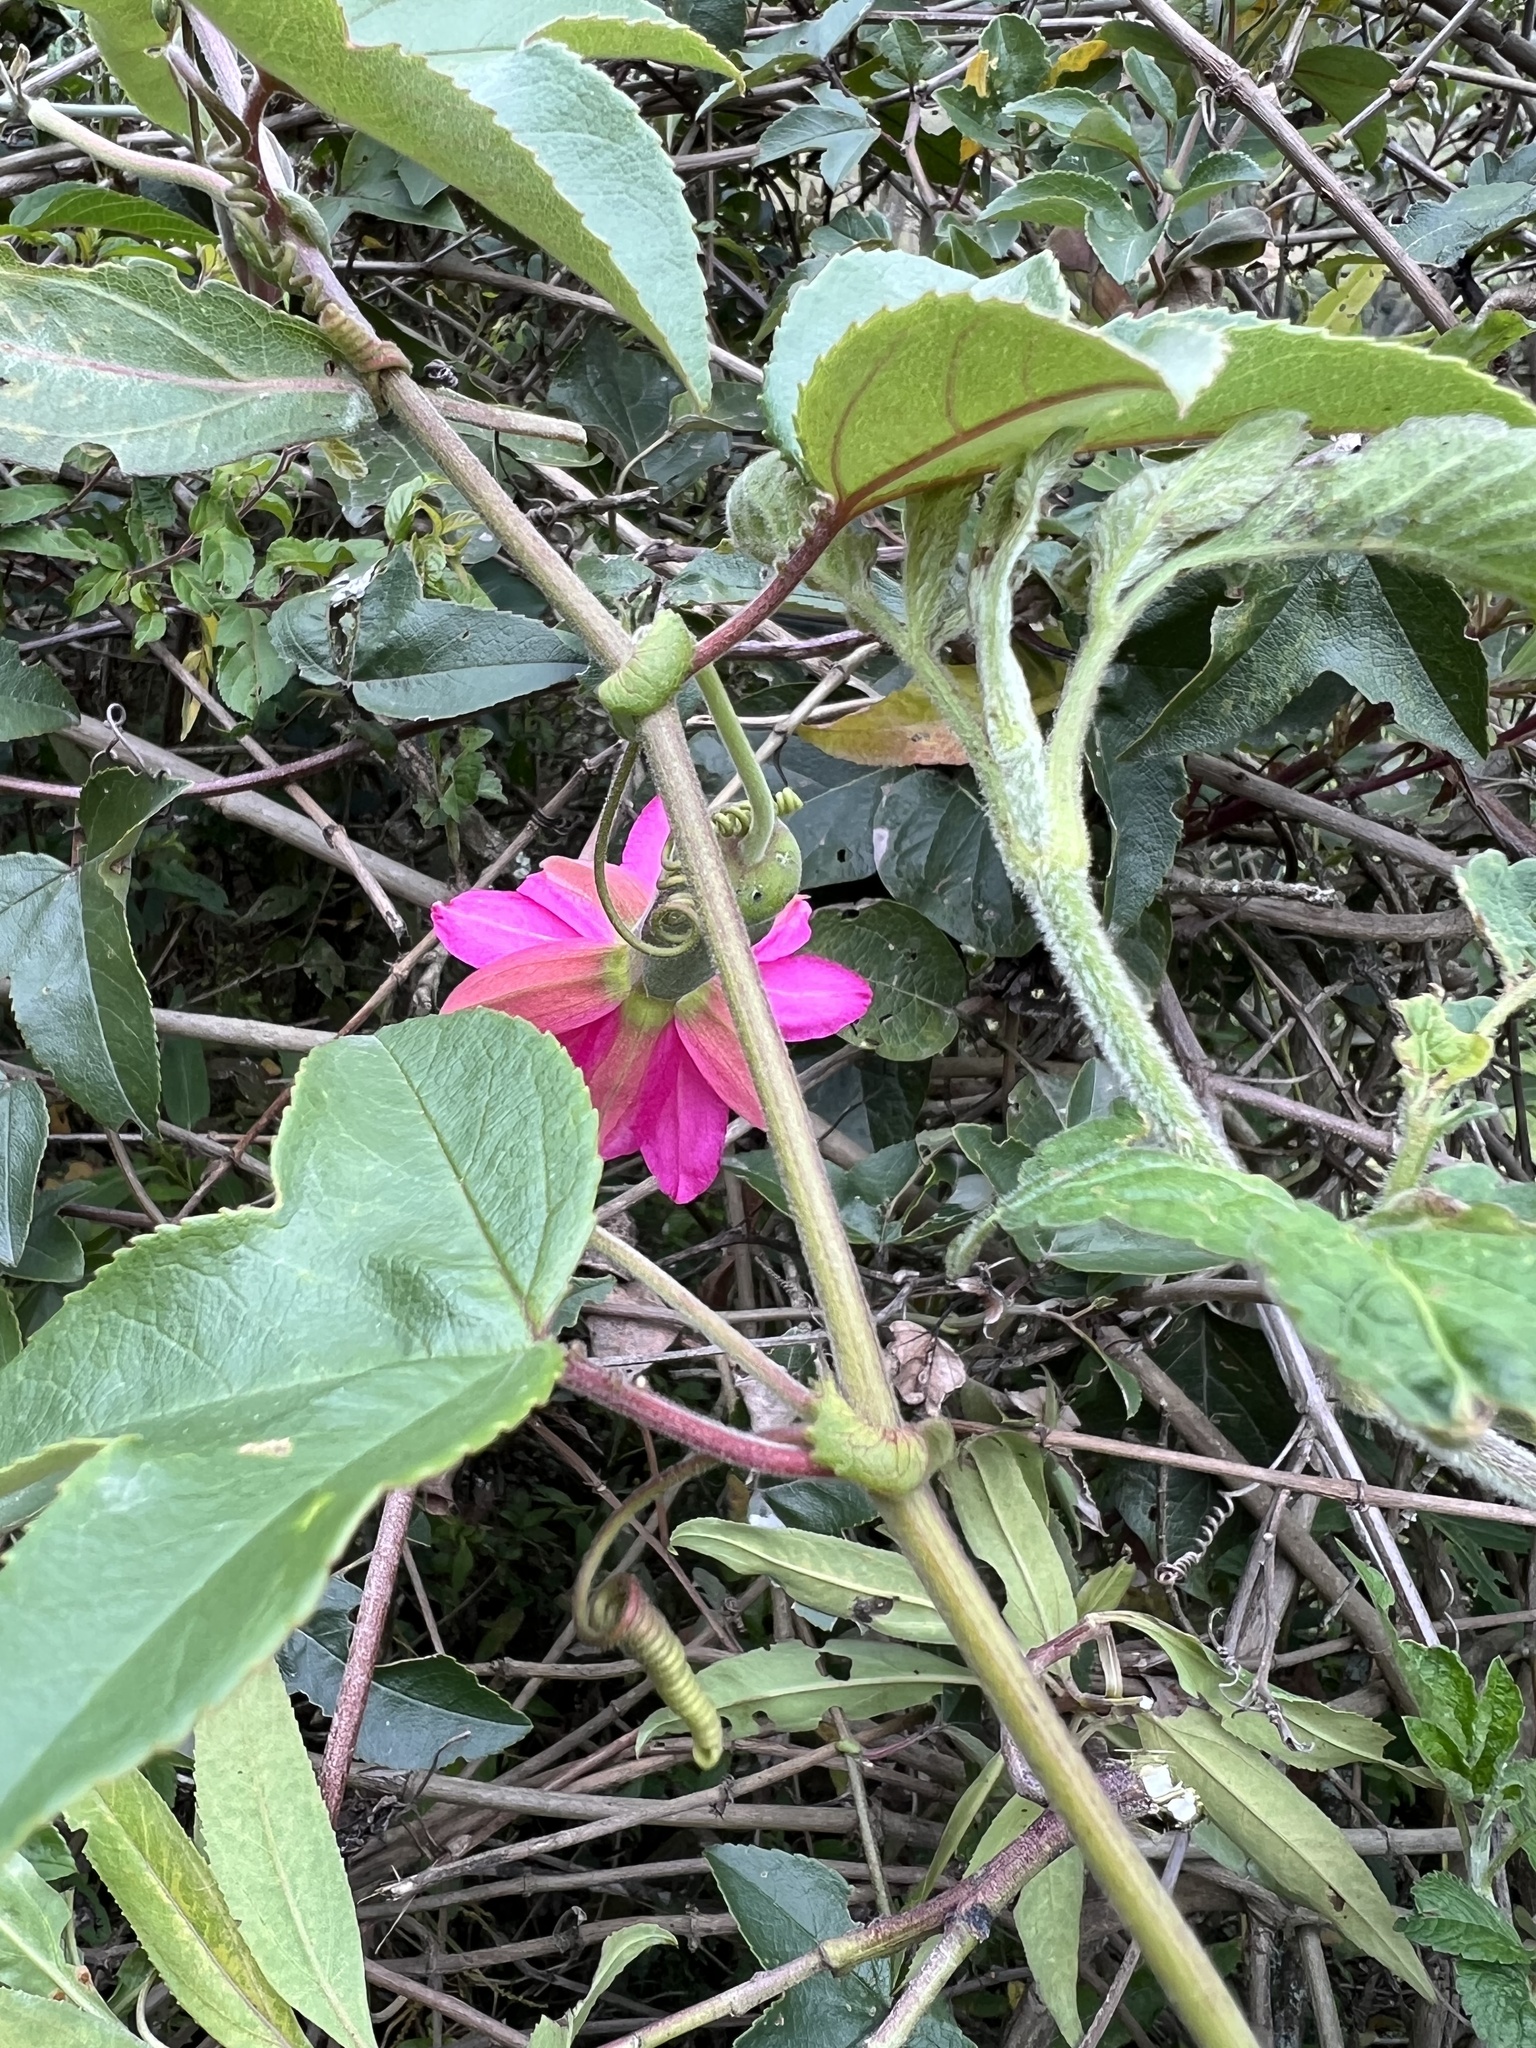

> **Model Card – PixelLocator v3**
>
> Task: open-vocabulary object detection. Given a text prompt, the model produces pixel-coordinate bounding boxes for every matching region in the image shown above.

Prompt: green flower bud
[726,453,823,569]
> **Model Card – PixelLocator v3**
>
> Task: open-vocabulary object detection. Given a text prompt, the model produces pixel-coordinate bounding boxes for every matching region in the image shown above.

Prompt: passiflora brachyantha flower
[432,798,871,1203]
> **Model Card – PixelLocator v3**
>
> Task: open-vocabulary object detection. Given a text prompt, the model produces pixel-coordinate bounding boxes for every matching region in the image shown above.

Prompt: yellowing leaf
[1307,261,1388,334]
[802,684,970,766]
[1049,37,1111,78]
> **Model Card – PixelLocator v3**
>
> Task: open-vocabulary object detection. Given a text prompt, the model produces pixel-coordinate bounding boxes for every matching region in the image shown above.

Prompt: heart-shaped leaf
[0,1009,599,1857]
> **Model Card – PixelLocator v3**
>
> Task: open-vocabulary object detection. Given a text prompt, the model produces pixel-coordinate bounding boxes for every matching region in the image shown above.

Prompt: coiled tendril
[572,1454,724,1769]
[591,743,701,958]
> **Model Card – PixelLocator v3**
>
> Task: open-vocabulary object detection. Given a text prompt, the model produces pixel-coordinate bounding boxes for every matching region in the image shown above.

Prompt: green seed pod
[598,610,696,733]
[726,453,823,569]
[720,816,802,923]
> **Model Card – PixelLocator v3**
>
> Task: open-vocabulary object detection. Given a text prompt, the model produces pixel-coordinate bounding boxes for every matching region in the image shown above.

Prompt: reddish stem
[561,1355,823,1476]
[690,507,845,672]
[319,1486,414,1821]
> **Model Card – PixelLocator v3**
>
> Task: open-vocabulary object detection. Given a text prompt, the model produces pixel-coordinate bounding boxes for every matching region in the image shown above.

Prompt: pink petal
[632,1023,731,1202]
[761,954,872,1040]
[442,940,630,1036]
[432,888,577,967]
[522,857,650,942]
[675,981,765,1125]
[621,797,673,894]
[753,896,812,964]
[584,993,673,1157]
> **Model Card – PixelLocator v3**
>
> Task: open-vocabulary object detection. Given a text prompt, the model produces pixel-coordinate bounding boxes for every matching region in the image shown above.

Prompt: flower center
[641,930,715,1001]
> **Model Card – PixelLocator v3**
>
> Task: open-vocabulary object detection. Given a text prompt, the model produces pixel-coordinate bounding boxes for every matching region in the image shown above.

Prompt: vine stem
[560,1356,821,1476]
[689,506,845,671]
[588,1223,815,1414]
[381,359,1258,2048]
[319,1486,413,1820]
[605,1764,1157,2048]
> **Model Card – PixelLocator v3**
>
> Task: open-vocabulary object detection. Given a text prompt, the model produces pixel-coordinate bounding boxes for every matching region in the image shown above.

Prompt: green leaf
[1141,1710,1434,1997]
[757,87,879,189]
[195,1660,375,2048]
[1458,1960,1536,2047]
[271,551,581,717]
[1167,417,1536,612]
[1459,850,1536,978]
[1395,995,1493,1086]
[0,1077,46,1271]
[536,1925,678,2048]
[0,1992,133,2045]
[0,645,78,741]
[0,767,183,1131]
[6,1188,83,1287]
[213,608,296,720]
[1108,1613,1390,1770]
[809,903,964,1061]
[707,1847,967,2048]
[0,1010,598,1856]
[84,0,190,129]
[1401,1872,1530,1966]
[671,1519,951,1642]
[994,1132,1536,1437]
[978,168,1127,230]
[6,182,218,244]
[1172,149,1265,213]
[759,1478,876,1534]
[872,773,1036,954]
[1127,556,1487,765]
[67,1772,305,2048]
[1291,43,1393,166]
[914,1752,1006,1905]
[1399,181,1536,268]
[1015,1849,1084,2045]
[944,1436,1075,1649]
[765,251,1536,520]
[763,249,1187,519]
[0,256,373,477]
[278,1591,531,1769]
[0,1849,109,2011]
[782,742,891,887]
[313,135,466,236]
[190,0,723,401]
[635,1640,976,1751]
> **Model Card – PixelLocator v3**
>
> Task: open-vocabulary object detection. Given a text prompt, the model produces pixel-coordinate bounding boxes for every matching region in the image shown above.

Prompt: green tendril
[572,1455,724,1769]
[696,661,779,868]
[591,742,698,959]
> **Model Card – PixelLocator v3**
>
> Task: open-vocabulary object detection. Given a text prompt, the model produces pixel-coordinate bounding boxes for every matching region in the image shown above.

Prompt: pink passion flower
[432,798,872,1203]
